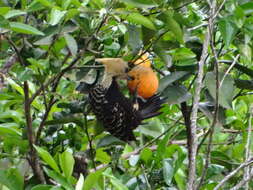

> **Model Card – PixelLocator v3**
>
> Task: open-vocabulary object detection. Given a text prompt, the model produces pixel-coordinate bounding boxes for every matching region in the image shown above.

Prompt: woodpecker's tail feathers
[139,94,166,120]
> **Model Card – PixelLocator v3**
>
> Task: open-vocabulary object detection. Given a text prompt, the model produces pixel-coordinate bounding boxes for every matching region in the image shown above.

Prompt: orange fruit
[133,53,151,68]
[127,65,159,99]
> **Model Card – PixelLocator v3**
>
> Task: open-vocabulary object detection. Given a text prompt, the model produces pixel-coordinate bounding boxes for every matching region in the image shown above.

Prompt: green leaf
[142,26,155,46]
[34,145,60,173]
[83,168,104,190]
[36,0,54,8]
[97,135,124,148]
[0,15,10,29]
[49,8,66,26]
[172,47,196,61]
[153,42,172,67]
[0,7,11,15]
[44,168,74,190]
[31,185,55,190]
[0,123,21,137]
[140,148,152,164]
[103,168,128,190]
[9,22,44,35]
[127,24,142,54]
[159,71,190,92]
[157,132,171,160]
[174,169,186,190]
[235,79,253,90]
[240,44,251,63]
[218,19,238,47]
[234,6,245,28]
[161,85,192,105]
[65,8,79,21]
[119,0,157,8]
[205,72,235,109]
[139,118,164,138]
[160,12,184,43]
[62,0,72,9]
[163,159,174,186]
[0,111,23,123]
[4,10,26,19]
[0,168,24,190]
[5,78,24,95]
[34,35,53,45]
[64,33,78,56]
[96,148,111,164]
[122,13,156,30]
[75,174,84,190]
[59,150,75,181]
[129,155,139,166]
[240,2,253,15]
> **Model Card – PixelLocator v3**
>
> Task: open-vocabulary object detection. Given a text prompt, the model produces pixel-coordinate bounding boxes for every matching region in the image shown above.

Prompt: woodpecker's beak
[95,58,112,65]
[95,58,127,65]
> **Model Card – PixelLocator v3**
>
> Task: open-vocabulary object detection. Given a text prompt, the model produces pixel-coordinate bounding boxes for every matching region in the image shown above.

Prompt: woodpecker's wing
[136,94,166,120]
[89,78,165,142]
[105,79,165,134]
[103,79,142,141]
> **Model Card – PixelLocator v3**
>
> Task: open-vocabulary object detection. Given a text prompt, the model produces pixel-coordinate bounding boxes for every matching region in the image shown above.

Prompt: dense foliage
[1,0,253,189]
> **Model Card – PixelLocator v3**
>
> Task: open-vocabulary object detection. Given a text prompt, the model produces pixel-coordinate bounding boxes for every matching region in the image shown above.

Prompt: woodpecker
[88,58,164,142]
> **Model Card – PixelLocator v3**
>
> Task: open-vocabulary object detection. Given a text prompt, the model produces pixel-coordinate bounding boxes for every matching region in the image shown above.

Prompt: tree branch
[35,97,57,144]
[24,81,46,183]
[196,7,220,188]
[230,168,253,190]
[243,105,253,190]
[187,0,218,188]
[5,36,25,66]
[187,16,211,190]
[83,113,96,170]
[213,158,253,190]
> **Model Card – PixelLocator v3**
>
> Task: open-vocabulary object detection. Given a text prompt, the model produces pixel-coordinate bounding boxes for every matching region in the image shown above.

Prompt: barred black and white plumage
[88,58,164,142]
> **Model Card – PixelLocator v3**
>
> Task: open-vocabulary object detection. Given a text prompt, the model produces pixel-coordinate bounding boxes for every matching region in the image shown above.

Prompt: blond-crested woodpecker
[89,58,164,142]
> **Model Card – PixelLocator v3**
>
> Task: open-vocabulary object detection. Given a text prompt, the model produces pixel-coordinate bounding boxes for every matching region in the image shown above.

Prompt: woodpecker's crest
[95,58,129,79]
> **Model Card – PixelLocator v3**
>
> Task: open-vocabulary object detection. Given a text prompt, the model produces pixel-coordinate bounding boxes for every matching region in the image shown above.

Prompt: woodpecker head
[95,58,129,79]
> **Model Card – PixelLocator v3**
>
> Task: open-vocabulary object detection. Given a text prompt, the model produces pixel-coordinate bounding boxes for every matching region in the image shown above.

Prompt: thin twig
[181,102,192,156]
[5,36,25,66]
[219,54,240,88]
[83,114,96,170]
[141,164,152,190]
[243,105,253,190]
[221,128,253,133]
[230,168,253,190]
[24,81,46,183]
[213,158,253,190]
[0,54,18,74]
[35,97,58,144]
[187,23,208,32]
[196,6,219,188]
[212,0,227,19]
[187,5,214,189]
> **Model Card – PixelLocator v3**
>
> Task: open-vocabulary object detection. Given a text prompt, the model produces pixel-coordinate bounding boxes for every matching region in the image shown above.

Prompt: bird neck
[101,72,114,89]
